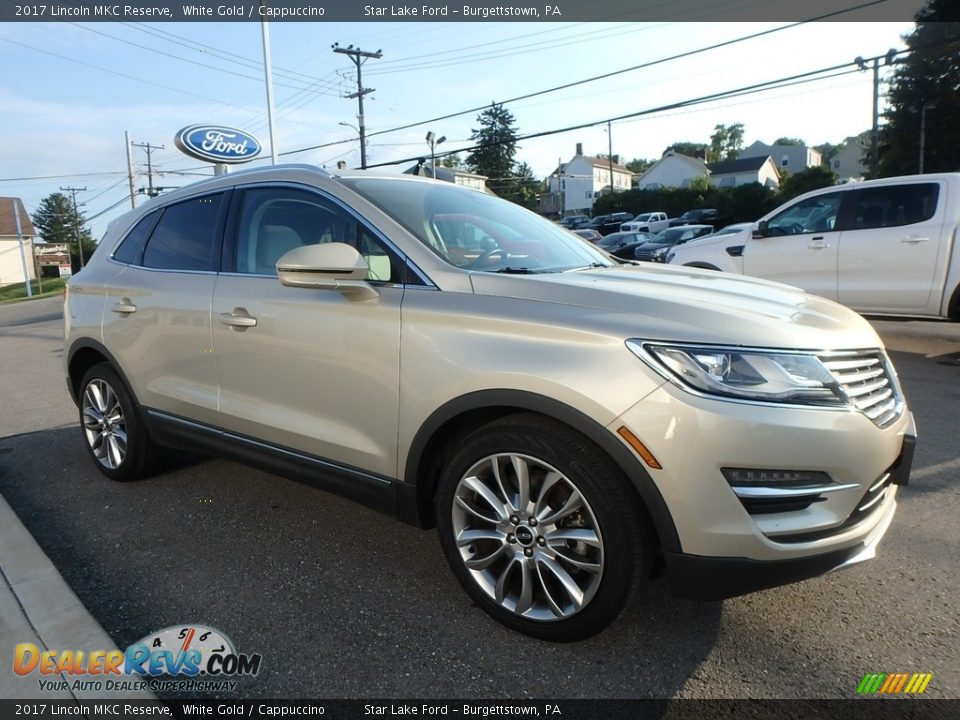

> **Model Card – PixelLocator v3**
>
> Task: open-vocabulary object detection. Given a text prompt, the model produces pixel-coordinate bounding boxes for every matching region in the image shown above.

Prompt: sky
[0,17,917,239]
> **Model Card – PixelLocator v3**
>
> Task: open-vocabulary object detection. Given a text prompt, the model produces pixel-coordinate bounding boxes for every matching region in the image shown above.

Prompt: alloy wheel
[81,378,128,470]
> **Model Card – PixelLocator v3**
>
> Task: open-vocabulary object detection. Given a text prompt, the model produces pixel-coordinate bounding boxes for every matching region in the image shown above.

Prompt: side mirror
[276,243,378,301]
[752,220,769,239]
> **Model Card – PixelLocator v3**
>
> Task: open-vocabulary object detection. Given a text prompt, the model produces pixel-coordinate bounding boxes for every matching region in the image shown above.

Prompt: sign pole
[260,2,279,165]
[13,199,33,298]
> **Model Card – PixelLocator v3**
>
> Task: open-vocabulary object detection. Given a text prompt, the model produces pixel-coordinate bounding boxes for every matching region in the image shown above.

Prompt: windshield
[340,178,613,272]
[632,213,651,221]
[649,227,703,245]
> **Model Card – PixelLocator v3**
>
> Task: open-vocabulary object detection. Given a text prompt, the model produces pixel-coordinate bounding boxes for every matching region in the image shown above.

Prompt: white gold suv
[64,165,916,641]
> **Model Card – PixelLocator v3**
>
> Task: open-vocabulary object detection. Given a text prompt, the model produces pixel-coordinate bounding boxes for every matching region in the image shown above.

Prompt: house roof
[552,155,632,176]
[707,155,773,176]
[635,152,708,182]
[402,164,487,181]
[0,197,36,237]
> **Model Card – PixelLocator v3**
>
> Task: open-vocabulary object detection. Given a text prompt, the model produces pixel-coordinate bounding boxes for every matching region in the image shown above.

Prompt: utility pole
[607,121,614,197]
[124,131,137,209]
[856,49,897,178]
[132,141,165,197]
[918,101,935,174]
[260,0,279,164]
[60,186,87,269]
[332,43,382,169]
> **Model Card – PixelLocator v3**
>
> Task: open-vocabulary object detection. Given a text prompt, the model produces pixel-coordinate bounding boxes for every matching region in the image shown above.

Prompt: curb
[0,492,157,701]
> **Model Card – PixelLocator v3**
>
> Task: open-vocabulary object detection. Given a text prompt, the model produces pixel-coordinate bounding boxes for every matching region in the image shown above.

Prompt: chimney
[336,160,348,170]
[611,154,620,165]
[575,143,583,156]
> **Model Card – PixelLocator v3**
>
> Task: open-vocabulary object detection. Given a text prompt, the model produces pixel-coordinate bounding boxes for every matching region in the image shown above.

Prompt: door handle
[900,235,930,244]
[808,237,828,249]
[219,308,257,330]
[110,299,137,314]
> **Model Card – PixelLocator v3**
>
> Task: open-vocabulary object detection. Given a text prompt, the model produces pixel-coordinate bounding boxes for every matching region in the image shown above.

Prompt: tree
[774,137,806,146]
[626,158,654,174]
[466,103,518,192]
[441,153,463,169]
[709,123,745,162]
[499,162,540,210]
[663,142,707,159]
[779,165,838,201]
[31,192,96,272]
[878,2,960,176]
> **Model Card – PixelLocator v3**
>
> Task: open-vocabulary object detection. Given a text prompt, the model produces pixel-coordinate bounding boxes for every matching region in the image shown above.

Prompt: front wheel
[436,414,651,641]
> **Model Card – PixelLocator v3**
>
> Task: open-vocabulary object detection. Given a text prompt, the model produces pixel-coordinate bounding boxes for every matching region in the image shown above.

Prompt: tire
[435,414,651,641]
[78,363,159,482]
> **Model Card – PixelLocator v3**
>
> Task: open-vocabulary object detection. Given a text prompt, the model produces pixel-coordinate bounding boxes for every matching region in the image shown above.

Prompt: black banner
[0,0,929,23]
[0,700,955,720]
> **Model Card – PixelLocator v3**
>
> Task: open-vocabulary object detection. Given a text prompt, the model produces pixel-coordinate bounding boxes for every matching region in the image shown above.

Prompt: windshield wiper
[564,263,608,272]
[494,267,541,274]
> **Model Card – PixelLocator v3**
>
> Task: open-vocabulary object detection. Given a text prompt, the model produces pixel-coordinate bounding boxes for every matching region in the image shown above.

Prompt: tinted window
[851,183,939,230]
[111,211,159,265]
[767,192,843,236]
[142,194,224,271]
[234,187,405,283]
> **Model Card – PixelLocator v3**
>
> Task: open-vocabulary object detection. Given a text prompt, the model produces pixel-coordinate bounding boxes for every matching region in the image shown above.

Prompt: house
[541,143,633,215]
[739,140,823,172]
[0,197,37,287]
[403,163,492,193]
[633,152,709,190]
[706,156,780,189]
[829,142,868,183]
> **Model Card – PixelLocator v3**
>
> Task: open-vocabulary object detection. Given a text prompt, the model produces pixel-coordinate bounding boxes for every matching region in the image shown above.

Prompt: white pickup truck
[620,211,670,234]
[668,173,960,320]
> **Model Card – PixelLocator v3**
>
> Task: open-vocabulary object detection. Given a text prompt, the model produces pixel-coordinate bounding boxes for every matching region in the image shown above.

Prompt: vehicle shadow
[0,426,721,701]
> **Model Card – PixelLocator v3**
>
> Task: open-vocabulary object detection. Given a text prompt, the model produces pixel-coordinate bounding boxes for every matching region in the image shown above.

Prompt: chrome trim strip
[145,409,392,487]
[732,483,860,499]
[868,473,891,493]
[858,487,888,513]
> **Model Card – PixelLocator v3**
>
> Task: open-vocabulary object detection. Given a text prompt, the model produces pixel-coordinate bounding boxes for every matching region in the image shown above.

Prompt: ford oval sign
[175,125,262,164]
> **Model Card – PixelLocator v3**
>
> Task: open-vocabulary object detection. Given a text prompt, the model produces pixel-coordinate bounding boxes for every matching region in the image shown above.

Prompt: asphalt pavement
[0,297,957,700]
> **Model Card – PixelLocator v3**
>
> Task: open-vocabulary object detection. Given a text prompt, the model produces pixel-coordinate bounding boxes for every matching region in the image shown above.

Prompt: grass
[0,277,68,304]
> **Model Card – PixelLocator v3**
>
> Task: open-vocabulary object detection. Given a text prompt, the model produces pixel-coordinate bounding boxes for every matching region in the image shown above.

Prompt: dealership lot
[0,297,957,698]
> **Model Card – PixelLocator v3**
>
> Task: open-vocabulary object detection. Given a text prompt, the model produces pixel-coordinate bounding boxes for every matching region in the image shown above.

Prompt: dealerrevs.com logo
[14,624,261,693]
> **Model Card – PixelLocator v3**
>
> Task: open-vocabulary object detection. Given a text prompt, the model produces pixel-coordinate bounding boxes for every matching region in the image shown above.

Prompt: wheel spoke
[460,475,508,523]
[464,543,508,570]
[82,406,103,428]
[112,428,128,454]
[455,496,501,525]
[536,554,585,612]
[86,383,107,413]
[532,470,563,517]
[511,455,531,512]
[545,528,602,548]
[494,556,518,605]
[538,489,584,526]
[515,557,534,615]
[550,546,603,574]
[456,528,505,547]
[489,458,516,512]
[106,436,124,469]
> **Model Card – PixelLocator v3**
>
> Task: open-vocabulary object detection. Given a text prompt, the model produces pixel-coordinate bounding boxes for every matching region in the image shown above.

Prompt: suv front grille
[818,351,901,428]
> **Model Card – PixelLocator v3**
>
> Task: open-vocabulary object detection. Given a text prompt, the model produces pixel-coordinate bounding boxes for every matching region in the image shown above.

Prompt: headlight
[665,251,676,263]
[626,341,845,406]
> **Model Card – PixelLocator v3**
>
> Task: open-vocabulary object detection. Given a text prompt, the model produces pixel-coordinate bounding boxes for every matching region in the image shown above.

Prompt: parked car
[64,165,915,641]
[621,212,670,234]
[558,214,590,229]
[667,173,960,320]
[596,230,651,259]
[635,225,715,262]
[572,228,602,243]
[670,208,719,226]
[584,212,633,236]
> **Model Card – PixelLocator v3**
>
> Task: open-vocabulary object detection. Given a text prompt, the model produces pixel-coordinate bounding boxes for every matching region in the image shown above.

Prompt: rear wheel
[79,364,158,481]
[436,414,650,641]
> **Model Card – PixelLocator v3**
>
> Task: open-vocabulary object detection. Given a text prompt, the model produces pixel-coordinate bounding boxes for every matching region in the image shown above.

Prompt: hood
[468,264,882,351]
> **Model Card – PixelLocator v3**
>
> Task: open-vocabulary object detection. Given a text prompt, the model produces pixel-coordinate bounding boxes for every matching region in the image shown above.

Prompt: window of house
[233,187,404,283]
[781,155,789,168]
[142,194,224,272]
[834,160,841,169]
[851,184,939,230]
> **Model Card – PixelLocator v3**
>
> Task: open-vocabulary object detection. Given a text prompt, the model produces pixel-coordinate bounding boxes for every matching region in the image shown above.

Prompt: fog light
[721,468,832,488]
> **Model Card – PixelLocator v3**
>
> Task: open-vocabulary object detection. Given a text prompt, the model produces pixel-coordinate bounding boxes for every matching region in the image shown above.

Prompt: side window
[852,184,940,230]
[234,187,405,283]
[142,194,224,271]
[111,211,159,265]
[767,192,843,236]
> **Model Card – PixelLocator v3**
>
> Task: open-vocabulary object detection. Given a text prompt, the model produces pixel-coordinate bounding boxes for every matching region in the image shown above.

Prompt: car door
[211,184,406,478]
[742,191,845,300]
[837,181,944,313]
[102,191,226,426]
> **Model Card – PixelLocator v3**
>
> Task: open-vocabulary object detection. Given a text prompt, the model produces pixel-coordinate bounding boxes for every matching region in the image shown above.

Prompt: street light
[426,131,446,176]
